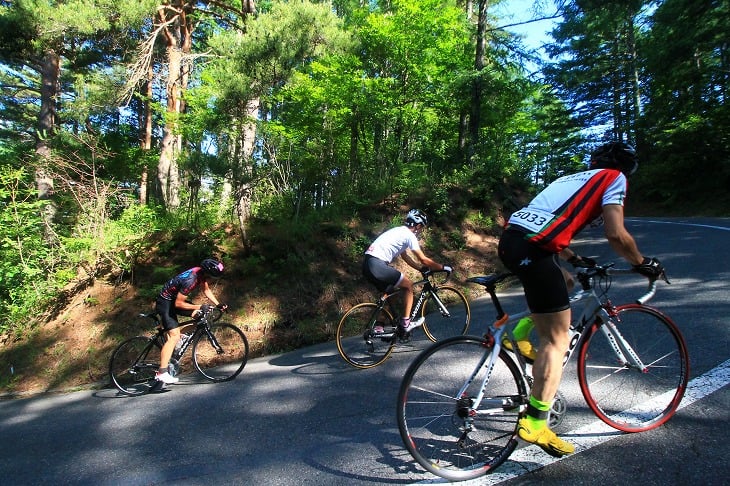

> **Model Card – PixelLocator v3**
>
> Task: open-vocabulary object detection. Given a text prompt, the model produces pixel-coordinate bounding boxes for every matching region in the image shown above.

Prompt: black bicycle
[109,306,249,395]
[336,269,470,368]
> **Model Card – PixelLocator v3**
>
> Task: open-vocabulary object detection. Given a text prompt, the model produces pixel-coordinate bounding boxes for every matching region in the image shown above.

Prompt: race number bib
[508,207,556,234]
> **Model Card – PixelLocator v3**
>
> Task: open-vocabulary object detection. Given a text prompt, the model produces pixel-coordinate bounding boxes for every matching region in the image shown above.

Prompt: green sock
[523,395,551,429]
[512,316,534,341]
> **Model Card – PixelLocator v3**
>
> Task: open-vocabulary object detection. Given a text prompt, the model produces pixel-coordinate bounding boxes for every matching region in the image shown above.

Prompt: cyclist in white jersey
[498,142,665,457]
[362,209,452,335]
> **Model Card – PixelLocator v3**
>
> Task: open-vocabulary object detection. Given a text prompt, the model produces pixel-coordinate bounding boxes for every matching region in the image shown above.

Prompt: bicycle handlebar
[420,268,453,282]
[576,263,670,305]
[139,305,225,327]
[199,305,225,322]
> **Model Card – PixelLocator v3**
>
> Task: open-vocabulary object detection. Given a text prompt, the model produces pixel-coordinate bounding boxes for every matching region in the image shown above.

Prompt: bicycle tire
[421,285,471,342]
[578,304,689,432]
[109,336,161,396]
[397,335,526,481]
[193,323,249,382]
[336,303,396,368]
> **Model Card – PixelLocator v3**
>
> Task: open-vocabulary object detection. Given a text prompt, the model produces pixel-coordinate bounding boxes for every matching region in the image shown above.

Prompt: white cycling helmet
[405,208,428,227]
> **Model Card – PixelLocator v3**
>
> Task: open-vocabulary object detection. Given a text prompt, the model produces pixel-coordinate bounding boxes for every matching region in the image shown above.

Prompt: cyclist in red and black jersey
[154,258,227,385]
[498,142,665,457]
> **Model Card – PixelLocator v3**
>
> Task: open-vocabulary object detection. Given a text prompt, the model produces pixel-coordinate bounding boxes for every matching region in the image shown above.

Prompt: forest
[0,0,728,387]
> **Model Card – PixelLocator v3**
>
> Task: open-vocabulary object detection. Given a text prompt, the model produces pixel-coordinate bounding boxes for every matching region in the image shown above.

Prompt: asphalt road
[0,217,728,485]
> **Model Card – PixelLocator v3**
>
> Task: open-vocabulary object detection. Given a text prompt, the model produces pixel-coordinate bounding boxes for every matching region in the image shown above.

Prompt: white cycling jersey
[365,226,420,263]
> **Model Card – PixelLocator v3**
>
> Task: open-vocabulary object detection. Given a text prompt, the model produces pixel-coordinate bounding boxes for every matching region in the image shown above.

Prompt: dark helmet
[405,208,428,227]
[589,142,638,175]
[200,258,224,277]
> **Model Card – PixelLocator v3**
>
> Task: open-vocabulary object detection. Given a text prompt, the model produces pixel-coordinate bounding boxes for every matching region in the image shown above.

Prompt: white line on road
[626,218,730,232]
[416,359,730,484]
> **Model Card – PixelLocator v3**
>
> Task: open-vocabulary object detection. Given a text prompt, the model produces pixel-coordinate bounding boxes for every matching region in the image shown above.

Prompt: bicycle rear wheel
[109,336,161,396]
[398,336,525,481]
[336,303,396,368]
[578,304,689,432]
[193,323,249,382]
[421,285,471,342]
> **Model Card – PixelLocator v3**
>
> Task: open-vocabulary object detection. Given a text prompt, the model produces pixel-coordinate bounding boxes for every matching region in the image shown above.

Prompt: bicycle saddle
[466,273,513,289]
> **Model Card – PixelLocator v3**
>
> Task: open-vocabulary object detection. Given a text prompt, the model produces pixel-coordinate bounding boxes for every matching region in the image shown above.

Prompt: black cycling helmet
[405,208,428,228]
[589,141,638,176]
[200,258,224,277]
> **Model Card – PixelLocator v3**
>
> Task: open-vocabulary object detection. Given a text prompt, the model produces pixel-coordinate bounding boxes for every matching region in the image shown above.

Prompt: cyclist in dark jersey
[154,258,227,384]
[498,142,664,457]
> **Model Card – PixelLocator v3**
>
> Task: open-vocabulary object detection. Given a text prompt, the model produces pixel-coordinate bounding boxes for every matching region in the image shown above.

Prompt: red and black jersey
[505,169,627,252]
[159,267,204,301]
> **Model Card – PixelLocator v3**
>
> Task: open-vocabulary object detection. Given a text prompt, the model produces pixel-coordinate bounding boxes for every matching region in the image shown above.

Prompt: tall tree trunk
[626,15,641,139]
[35,49,60,243]
[469,0,489,163]
[156,2,195,211]
[234,97,260,250]
[138,65,154,205]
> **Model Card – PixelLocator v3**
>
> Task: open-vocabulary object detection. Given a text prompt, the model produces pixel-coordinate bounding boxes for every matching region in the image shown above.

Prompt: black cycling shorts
[498,229,570,314]
[362,255,402,293]
[155,297,181,330]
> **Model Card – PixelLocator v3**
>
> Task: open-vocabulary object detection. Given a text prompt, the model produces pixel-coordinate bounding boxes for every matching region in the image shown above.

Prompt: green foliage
[0,165,55,334]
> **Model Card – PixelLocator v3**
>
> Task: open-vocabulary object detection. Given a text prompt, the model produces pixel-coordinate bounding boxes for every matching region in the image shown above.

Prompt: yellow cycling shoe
[517,418,575,457]
[502,338,537,361]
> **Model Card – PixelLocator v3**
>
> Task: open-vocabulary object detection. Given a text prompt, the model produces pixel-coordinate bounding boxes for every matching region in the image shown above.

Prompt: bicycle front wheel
[422,285,471,342]
[336,303,396,369]
[109,336,161,396]
[398,336,525,481]
[193,323,249,382]
[578,304,689,432]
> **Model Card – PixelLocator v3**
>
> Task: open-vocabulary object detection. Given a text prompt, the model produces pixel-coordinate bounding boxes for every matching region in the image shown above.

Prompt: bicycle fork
[597,309,647,372]
[426,290,451,318]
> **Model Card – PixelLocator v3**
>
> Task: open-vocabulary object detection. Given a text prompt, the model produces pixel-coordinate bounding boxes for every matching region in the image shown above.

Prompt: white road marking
[415,359,730,484]
[625,218,730,232]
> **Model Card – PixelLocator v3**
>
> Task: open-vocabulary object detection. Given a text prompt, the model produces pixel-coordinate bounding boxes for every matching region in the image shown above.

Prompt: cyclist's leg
[498,231,574,456]
[522,309,574,456]
[507,266,573,360]
[531,310,571,408]
[363,256,413,329]
[578,304,689,432]
[155,297,181,384]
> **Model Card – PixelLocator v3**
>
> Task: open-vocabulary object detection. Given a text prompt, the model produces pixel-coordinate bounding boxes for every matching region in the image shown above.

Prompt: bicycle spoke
[578,305,688,432]
[421,286,470,342]
[398,336,524,481]
[336,303,395,368]
[193,323,248,382]
[109,336,160,396]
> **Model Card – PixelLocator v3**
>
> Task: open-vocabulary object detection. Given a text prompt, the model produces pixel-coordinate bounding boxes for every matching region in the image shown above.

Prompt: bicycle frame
[370,273,446,336]
[397,264,685,479]
[465,267,655,415]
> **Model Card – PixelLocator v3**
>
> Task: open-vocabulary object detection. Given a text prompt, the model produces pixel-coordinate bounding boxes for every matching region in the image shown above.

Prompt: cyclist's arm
[201,280,221,307]
[559,248,575,261]
[174,292,199,313]
[405,248,444,272]
[602,204,644,266]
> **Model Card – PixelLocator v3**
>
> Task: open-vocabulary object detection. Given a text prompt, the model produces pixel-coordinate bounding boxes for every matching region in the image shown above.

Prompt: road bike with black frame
[336,269,471,369]
[397,263,689,481]
[109,306,249,395]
